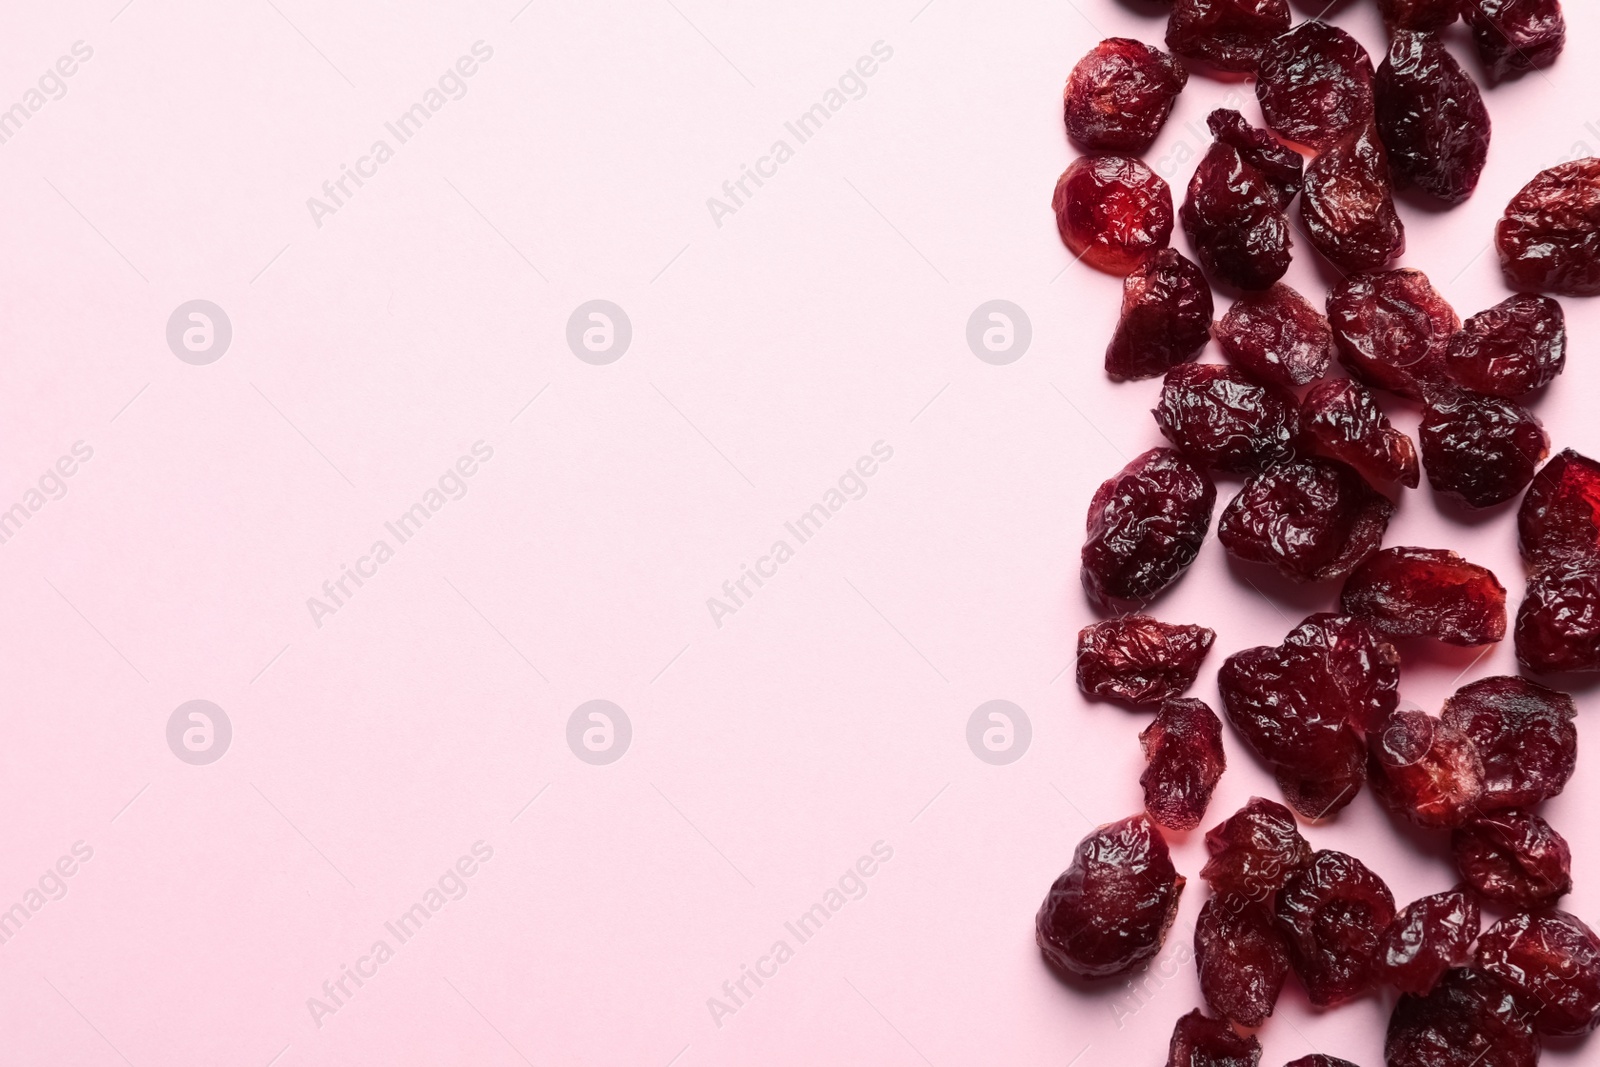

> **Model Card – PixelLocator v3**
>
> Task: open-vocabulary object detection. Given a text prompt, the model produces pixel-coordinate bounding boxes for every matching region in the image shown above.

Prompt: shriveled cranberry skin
[1378,0,1459,32]
[1154,363,1299,473]
[1301,122,1405,274]
[1440,676,1576,810]
[1164,1008,1261,1067]
[1476,910,1600,1037]
[1518,449,1600,566]
[1064,39,1189,153]
[1077,616,1216,706]
[1106,249,1215,382]
[1140,698,1227,831]
[1466,0,1566,85]
[1195,893,1292,1027]
[1181,140,1293,291]
[1497,158,1600,296]
[1378,890,1480,996]
[1035,813,1186,979]
[1445,294,1565,399]
[1207,109,1303,209]
[1327,269,1456,401]
[1386,968,1541,1067]
[1340,546,1507,646]
[1054,156,1175,276]
[1201,796,1313,902]
[1275,849,1396,1007]
[1516,556,1600,673]
[1374,31,1490,205]
[1215,284,1332,387]
[1256,21,1375,152]
[1420,391,1548,508]
[1453,809,1572,909]
[1165,0,1290,73]
[1218,460,1393,584]
[1368,707,1485,829]
[1299,379,1419,488]
[1082,448,1217,608]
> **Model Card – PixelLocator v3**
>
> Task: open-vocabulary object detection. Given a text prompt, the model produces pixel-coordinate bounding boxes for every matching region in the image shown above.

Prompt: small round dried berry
[1378,0,1460,32]
[1375,30,1491,205]
[1301,122,1405,274]
[1181,140,1294,291]
[1215,284,1332,387]
[1281,612,1401,733]
[1153,363,1299,473]
[1299,379,1419,488]
[1201,796,1313,902]
[1518,448,1600,566]
[1440,676,1576,810]
[1446,294,1565,398]
[1497,157,1600,296]
[1082,448,1217,608]
[1140,697,1226,831]
[1275,849,1396,1007]
[1420,390,1548,508]
[1369,707,1485,829]
[1256,21,1375,152]
[1327,269,1457,401]
[1378,889,1480,996]
[1054,156,1175,276]
[1165,0,1291,73]
[1195,893,1291,1027]
[1453,809,1572,909]
[1218,460,1393,583]
[1106,249,1214,382]
[1385,968,1540,1067]
[1064,39,1189,153]
[1516,556,1600,673]
[1476,910,1600,1037]
[1466,0,1566,85]
[1077,616,1216,707]
[1340,546,1507,646]
[1207,109,1303,209]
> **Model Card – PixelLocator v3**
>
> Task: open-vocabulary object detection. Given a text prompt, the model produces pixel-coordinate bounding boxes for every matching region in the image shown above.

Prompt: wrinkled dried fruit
[1420,390,1548,508]
[1256,21,1375,151]
[1276,757,1366,823]
[1378,0,1459,32]
[1275,849,1396,1006]
[1106,249,1215,382]
[1299,379,1419,488]
[1369,707,1485,829]
[1440,676,1576,810]
[1302,122,1406,273]
[1036,813,1186,979]
[1519,448,1600,566]
[1201,796,1313,902]
[1453,809,1572,908]
[1374,31,1490,204]
[1054,156,1175,276]
[1154,363,1299,472]
[1215,284,1332,387]
[1207,108,1304,209]
[1340,546,1507,645]
[1327,269,1456,401]
[1077,616,1216,706]
[1181,136,1294,291]
[1165,0,1290,73]
[1218,460,1393,583]
[1516,556,1600,673]
[1195,893,1292,1027]
[1083,448,1217,608]
[1445,294,1565,398]
[1476,910,1600,1036]
[1165,1009,1261,1067]
[1378,890,1480,996]
[1386,968,1540,1067]
[1497,158,1600,296]
[1141,698,1227,831]
[1466,0,1566,85]
[1064,39,1189,153]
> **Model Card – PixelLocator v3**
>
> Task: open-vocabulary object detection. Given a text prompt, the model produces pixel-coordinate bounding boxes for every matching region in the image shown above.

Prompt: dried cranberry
[1207,109,1303,209]
[1378,0,1460,32]
[1445,294,1565,400]
[1301,122,1405,274]
[1368,707,1485,829]
[1195,893,1292,1027]
[1420,390,1548,508]
[1453,809,1572,909]
[1106,249,1215,382]
[1275,849,1396,1006]
[1218,460,1392,583]
[1154,363,1299,473]
[1054,156,1174,276]
[1283,613,1401,733]
[1276,756,1367,824]
[1164,1009,1260,1067]
[1516,556,1600,673]
[1476,910,1600,1036]
[1064,39,1189,153]
[1077,616,1216,707]
[1466,0,1566,85]
[1180,137,1293,291]
[1386,968,1540,1067]
[1035,813,1186,979]
[1440,676,1576,809]
[1340,546,1507,646]
[1082,448,1217,608]
[1327,269,1456,401]
[1378,890,1480,996]
[1165,0,1290,73]
[1201,796,1313,902]
[1299,379,1419,488]
[1215,284,1332,387]
[1256,21,1375,152]
[1497,158,1600,296]
[1374,30,1490,205]
[1518,448,1600,566]
[1140,698,1226,831]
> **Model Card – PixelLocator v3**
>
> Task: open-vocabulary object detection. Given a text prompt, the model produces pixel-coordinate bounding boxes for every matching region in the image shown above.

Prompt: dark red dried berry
[1327,269,1456,401]
[1276,756,1366,823]
[1374,30,1490,205]
[1215,284,1332,387]
[1299,378,1419,488]
[1281,613,1402,734]
[1064,39,1189,153]
[1154,363,1299,473]
[1201,796,1313,902]
[1035,813,1186,979]
[1518,448,1600,566]
[1141,698,1227,831]
[1516,556,1600,673]
[1181,137,1293,291]
[1083,448,1217,608]
[1301,122,1405,274]
[1497,158,1600,296]
[1207,109,1303,209]
[1378,889,1480,996]
[1256,21,1375,151]
[1440,676,1576,810]
[1106,249,1215,382]
[1275,849,1396,1006]
[1054,156,1175,276]
[1368,707,1485,829]
[1466,0,1566,85]
[1077,616,1216,706]
[1386,968,1540,1067]
[1476,910,1600,1036]
[1165,1009,1260,1067]
[1378,0,1460,32]
[1218,460,1393,583]
[1195,893,1292,1027]
[1445,294,1565,398]
[1420,390,1548,508]
[1340,546,1507,645]
[1453,809,1572,909]
[1165,0,1291,73]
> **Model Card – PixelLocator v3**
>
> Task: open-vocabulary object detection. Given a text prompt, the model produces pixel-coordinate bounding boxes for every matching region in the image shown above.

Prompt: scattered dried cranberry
[1386,968,1540,1067]
[1378,0,1459,32]
[1340,546,1507,645]
[1327,269,1456,401]
[1140,698,1226,831]
[1453,809,1572,909]
[1106,249,1215,382]
[1368,707,1485,829]
[1154,363,1299,473]
[1214,284,1332,387]
[1165,0,1290,73]
[1082,448,1217,609]
[1420,390,1548,508]
[1181,136,1293,291]
[1054,156,1175,276]
[1195,893,1292,1027]
[1378,889,1480,996]
[1301,122,1405,273]
[1497,158,1600,296]
[1077,616,1216,707]
[1201,796,1313,902]
[1445,294,1565,399]
[1218,460,1393,583]
[1275,849,1396,1007]
[1207,109,1303,209]
[1466,0,1566,85]
[1299,379,1419,488]
[1164,1009,1261,1067]
[1518,448,1600,566]
[1440,676,1576,810]
[1064,39,1189,153]
[1476,910,1600,1036]
[1516,556,1600,673]
[1035,813,1186,979]
[1374,30,1491,205]
[1256,21,1375,151]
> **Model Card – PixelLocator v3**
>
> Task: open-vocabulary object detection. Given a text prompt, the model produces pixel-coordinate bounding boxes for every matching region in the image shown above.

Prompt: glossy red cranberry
[1368,707,1485,829]
[1440,676,1576,810]
[1275,849,1396,1006]
[1327,269,1456,401]
[1195,893,1291,1027]
[1516,556,1600,673]
[1378,889,1480,996]
[1141,698,1226,831]
[1518,449,1600,566]
[1340,547,1507,646]
[1301,122,1405,274]
[1106,249,1215,382]
[1064,39,1189,153]
[1077,616,1216,707]
[1215,284,1332,387]
[1466,0,1566,85]
[1283,613,1402,734]
[1420,390,1548,508]
[1201,796,1313,902]
[1218,460,1393,584]
[1165,0,1290,73]
[1164,1009,1261,1067]
[1036,813,1186,979]
[1256,21,1375,151]
[1453,809,1572,909]
[1374,30,1490,204]
[1181,138,1293,291]
[1378,0,1459,31]
[1154,363,1299,473]
[1476,910,1600,1036]
[1054,156,1174,276]
[1386,968,1541,1067]
[1207,109,1303,209]
[1445,294,1565,398]
[1497,158,1600,296]
[1299,379,1419,488]
[1083,448,1217,608]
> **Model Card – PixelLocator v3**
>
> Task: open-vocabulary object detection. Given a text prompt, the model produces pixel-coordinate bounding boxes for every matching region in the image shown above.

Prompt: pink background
[0,0,1596,1063]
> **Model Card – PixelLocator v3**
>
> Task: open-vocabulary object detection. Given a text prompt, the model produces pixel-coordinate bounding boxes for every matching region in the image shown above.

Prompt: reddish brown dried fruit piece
[1154,363,1299,473]
[1516,556,1600,673]
[1466,0,1566,85]
[1064,39,1189,153]
[1201,796,1313,902]
[1165,0,1290,73]
[1497,158,1600,296]
[1386,968,1541,1067]
[1106,249,1215,382]
[1181,129,1294,291]
[1446,294,1565,398]
[1301,122,1405,274]
[1054,156,1175,276]
[1476,910,1600,1036]
[1374,30,1491,205]
[1275,849,1396,1006]
[1519,448,1600,566]
[1299,379,1419,488]
[1369,707,1485,829]
[1082,448,1217,608]
[1195,894,1292,1027]
[1215,284,1332,387]
[1207,109,1303,209]
[1379,0,1459,32]
[1453,809,1572,908]
[1256,21,1375,152]
[1328,269,1456,401]
[1035,813,1186,979]
[1441,676,1576,810]
[1378,890,1479,996]
[1140,698,1227,831]
[1340,546,1507,645]
[1164,1009,1261,1067]
[1420,390,1548,508]
[1077,616,1216,706]
[1218,460,1393,584]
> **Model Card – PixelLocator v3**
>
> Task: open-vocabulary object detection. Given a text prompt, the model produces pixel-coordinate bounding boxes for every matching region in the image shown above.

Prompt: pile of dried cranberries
[1044,2,1600,1064]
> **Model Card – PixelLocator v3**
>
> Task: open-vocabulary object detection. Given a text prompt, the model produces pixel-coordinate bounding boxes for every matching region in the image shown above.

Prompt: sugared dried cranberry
[1340,546,1507,645]
[1165,0,1290,73]
[1207,109,1303,209]
[1440,676,1576,809]
[1082,448,1217,608]
[1379,0,1459,32]
[1301,122,1405,274]
[1106,249,1215,382]
[1466,0,1566,85]
[1518,448,1600,566]
[1164,1009,1260,1067]
[1453,809,1572,909]
[1386,968,1540,1067]
[1215,284,1332,387]
[1378,890,1480,996]
[1476,910,1600,1036]
[1141,698,1226,831]
[1064,39,1189,153]
[1327,269,1456,401]
[1035,813,1186,979]
[1218,460,1392,583]
[1275,849,1396,1006]
[1256,21,1375,152]
[1445,294,1565,399]
[1154,363,1299,473]
[1497,158,1600,296]
[1077,616,1216,707]
[1054,156,1175,276]
[1181,138,1293,291]
[1195,894,1291,1027]
[1420,390,1548,508]
[1374,30,1490,205]
[1299,379,1419,488]
[1368,707,1485,829]
[1201,796,1313,902]
[1516,556,1600,673]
